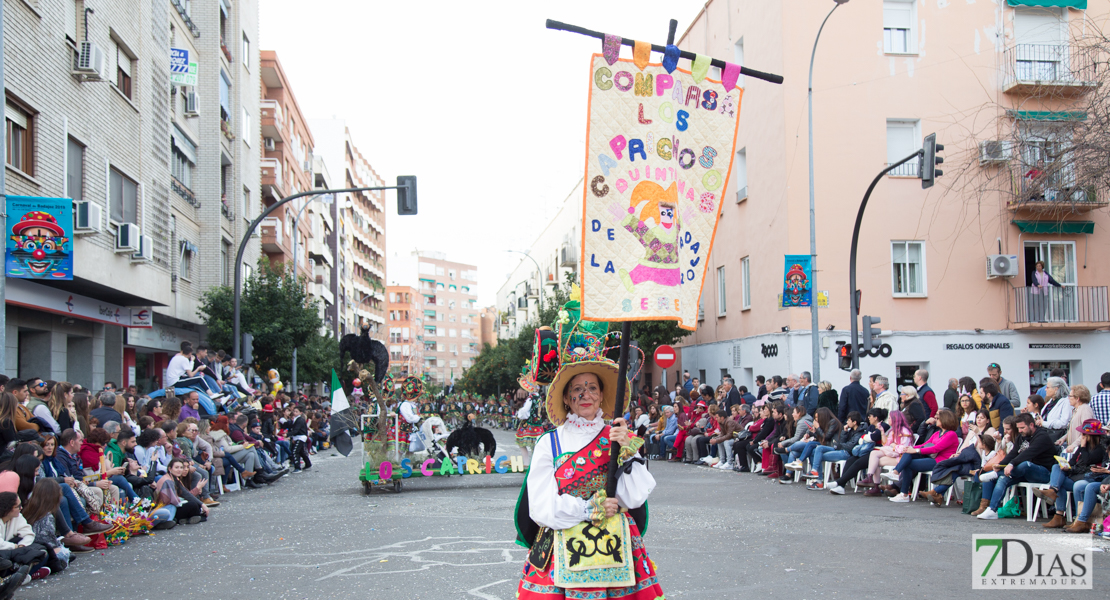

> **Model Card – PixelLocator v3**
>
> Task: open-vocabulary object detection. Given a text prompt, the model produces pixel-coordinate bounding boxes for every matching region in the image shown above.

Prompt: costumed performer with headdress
[515,384,547,467]
[514,349,663,598]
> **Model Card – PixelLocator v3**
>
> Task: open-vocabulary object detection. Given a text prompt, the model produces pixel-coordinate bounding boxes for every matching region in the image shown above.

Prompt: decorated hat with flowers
[1077,418,1105,436]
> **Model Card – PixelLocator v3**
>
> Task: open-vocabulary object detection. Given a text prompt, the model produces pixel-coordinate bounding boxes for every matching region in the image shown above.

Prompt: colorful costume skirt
[517,519,664,600]
[516,423,547,450]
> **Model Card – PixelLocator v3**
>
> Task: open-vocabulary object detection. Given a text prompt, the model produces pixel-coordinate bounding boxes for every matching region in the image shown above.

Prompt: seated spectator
[0,492,47,580]
[175,421,218,507]
[806,411,863,490]
[106,428,151,497]
[955,394,978,437]
[733,404,771,473]
[888,409,959,502]
[866,410,914,496]
[710,405,743,470]
[55,429,115,508]
[150,458,207,529]
[649,406,677,460]
[958,411,993,453]
[1040,419,1107,533]
[784,407,841,480]
[89,392,122,428]
[778,405,813,473]
[22,478,68,578]
[144,399,165,424]
[689,405,721,463]
[764,402,792,479]
[975,413,1057,520]
[925,432,990,506]
[210,416,263,488]
[134,428,170,477]
[979,379,1014,430]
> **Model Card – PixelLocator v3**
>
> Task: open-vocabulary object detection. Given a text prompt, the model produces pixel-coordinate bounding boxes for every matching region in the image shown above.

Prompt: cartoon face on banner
[580,55,742,330]
[781,254,813,308]
[5,197,73,280]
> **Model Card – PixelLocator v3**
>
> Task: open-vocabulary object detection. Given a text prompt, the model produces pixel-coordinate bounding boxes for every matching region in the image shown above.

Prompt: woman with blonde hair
[1058,385,1094,448]
[817,381,839,413]
[46,382,76,434]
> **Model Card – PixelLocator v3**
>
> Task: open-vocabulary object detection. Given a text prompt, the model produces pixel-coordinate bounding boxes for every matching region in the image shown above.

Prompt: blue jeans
[274,440,291,463]
[813,447,848,476]
[1072,479,1102,522]
[787,441,817,464]
[109,475,137,501]
[58,484,90,531]
[895,456,937,494]
[150,504,177,526]
[985,461,1051,510]
[662,434,677,457]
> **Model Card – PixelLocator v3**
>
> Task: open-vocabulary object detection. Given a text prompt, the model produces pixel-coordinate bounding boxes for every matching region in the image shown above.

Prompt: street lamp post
[506,249,544,314]
[806,0,849,385]
[233,186,403,361]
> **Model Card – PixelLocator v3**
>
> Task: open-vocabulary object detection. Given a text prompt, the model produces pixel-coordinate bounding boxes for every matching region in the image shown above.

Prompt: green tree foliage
[459,270,688,396]
[198,258,333,384]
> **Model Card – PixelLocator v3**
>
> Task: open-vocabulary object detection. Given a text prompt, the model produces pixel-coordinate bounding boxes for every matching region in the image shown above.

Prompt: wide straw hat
[545,359,630,426]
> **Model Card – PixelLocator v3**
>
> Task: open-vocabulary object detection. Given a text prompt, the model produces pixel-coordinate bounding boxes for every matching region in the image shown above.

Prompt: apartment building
[391,251,479,385]
[309,118,386,339]
[3,0,260,389]
[386,285,422,378]
[495,181,582,339]
[665,0,1110,397]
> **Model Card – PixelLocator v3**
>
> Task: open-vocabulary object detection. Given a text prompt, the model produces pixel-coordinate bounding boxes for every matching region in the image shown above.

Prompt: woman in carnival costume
[515,371,548,467]
[514,322,664,598]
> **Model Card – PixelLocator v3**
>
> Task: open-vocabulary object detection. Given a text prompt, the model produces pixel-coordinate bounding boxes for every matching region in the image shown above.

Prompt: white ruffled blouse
[526,412,656,531]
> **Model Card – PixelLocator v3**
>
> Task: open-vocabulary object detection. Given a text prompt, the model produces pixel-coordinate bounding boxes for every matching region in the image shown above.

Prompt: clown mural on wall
[5,196,73,280]
[580,53,742,330]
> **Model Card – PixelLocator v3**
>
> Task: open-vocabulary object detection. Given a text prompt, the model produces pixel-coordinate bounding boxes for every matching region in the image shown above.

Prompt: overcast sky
[260,0,707,306]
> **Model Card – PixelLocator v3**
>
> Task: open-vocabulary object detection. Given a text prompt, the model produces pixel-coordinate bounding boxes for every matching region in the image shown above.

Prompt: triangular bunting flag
[662,44,680,73]
[632,40,651,70]
[691,53,711,83]
[722,62,742,91]
[603,34,621,65]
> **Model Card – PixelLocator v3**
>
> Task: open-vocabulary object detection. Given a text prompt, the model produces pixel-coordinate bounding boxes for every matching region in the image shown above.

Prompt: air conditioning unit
[986,254,1020,279]
[303,159,312,172]
[74,201,102,234]
[131,235,154,262]
[115,223,141,253]
[74,41,109,81]
[184,92,199,117]
[698,306,705,321]
[736,185,748,203]
[978,140,1010,164]
[264,137,276,151]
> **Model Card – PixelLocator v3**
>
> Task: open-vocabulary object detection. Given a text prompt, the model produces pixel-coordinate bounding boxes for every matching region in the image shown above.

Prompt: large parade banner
[579,54,742,330]
[781,254,813,308]
[5,196,73,280]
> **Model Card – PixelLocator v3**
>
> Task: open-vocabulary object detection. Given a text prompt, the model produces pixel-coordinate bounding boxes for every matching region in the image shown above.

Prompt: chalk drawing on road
[467,579,511,600]
[248,536,526,581]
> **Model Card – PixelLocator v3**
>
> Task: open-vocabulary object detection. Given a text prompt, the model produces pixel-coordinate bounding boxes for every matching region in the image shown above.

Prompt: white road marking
[467,579,511,600]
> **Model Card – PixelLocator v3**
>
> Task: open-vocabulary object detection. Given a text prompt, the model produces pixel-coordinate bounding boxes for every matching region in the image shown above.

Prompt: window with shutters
[891,241,927,297]
[1013,6,1067,81]
[5,100,34,175]
[67,138,84,200]
[886,119,920,176]
[741,256,751,310]
[883,1,916,55]
[116,43,133,99]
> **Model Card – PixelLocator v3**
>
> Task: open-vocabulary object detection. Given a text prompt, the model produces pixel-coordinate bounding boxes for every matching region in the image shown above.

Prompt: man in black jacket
[977,413,1056,520]
[838,369,870,423]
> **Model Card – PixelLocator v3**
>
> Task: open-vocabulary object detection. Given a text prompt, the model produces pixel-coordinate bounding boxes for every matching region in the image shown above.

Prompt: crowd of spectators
[631,366,1110,536]
[0,367,333,590]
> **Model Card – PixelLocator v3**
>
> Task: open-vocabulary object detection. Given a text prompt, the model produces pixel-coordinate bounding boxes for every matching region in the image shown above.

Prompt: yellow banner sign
[580,55,742,330]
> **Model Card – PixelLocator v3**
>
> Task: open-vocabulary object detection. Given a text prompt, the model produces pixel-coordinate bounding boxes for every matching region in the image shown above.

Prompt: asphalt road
[18,429,1108,599]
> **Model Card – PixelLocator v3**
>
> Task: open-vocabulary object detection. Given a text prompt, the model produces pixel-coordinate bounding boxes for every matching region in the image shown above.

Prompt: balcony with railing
[171,176,199,207]
[1011,286,1109,330]
[260,217,285,254]
[261,157,285,197]
[887,160,919,178]
[1002,44,1098,97]
[260,99,284,141]
[1006,163,1108,214]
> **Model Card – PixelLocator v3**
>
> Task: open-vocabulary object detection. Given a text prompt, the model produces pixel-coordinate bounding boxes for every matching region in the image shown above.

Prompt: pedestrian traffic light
[397,175,418,215]
[838,343,852,371]
[242,333,254,365]
[862,316,881,353]
[921,133,944,189]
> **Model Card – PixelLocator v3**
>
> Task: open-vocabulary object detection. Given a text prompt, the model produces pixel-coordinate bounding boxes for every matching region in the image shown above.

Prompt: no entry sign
[654,344,677,369]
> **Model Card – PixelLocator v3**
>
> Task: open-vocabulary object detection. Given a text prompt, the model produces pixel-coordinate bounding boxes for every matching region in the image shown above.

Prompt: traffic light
[862,316,882,353]
[397,175,418,215]
[242,333,254,365]
[921,133,944,189]
[838,343,852,371]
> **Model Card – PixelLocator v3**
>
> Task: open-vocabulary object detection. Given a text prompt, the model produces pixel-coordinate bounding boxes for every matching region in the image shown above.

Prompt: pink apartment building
[658,0,1110,398]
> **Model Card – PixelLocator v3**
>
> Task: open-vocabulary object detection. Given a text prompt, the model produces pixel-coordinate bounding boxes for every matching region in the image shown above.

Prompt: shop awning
[6,279,152,327]
[1012,220,1095,234]
[1007,1,1086,9]
[1006,110,1087,121]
